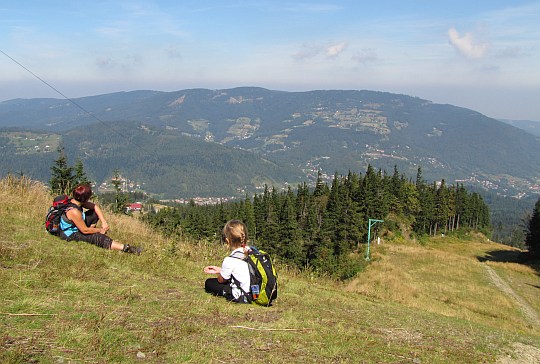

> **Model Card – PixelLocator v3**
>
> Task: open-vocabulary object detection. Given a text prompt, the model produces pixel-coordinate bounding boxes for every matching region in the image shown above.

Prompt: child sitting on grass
[203,219,252,303]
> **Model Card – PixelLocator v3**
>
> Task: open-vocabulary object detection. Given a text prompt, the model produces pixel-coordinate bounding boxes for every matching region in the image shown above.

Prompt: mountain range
[1,87,539,199]
[499,119,540,137]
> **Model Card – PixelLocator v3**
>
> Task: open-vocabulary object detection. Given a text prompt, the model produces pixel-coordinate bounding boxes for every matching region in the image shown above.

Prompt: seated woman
[203,219,251,303]
[58,183,141,254]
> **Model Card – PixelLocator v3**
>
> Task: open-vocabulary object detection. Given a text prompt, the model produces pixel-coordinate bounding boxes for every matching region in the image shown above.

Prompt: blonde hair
[222,219,248,248]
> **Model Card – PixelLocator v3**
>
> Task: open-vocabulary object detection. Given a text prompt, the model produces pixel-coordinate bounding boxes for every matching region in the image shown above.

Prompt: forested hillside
[1,87,540,199]
[0,122,304,197]
[143,165,490,278]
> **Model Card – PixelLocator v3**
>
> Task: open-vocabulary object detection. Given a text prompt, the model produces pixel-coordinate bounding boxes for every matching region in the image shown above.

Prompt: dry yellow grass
[346,234,537,333]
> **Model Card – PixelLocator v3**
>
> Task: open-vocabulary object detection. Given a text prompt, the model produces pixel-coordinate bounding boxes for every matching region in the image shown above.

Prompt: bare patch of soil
[496,342,540,364]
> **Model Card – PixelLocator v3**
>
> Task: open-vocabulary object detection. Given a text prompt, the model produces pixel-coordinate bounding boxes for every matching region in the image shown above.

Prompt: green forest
[143,165,491,279]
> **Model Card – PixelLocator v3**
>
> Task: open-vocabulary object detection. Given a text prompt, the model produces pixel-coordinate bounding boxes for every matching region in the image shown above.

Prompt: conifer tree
[377,168,391,218]
[253,194,265,241]
[401,180,420,218]
[415,166,424,187]
[434,179,450,235]
[212,200,225,227]
[453,184,469,231]
[361,164,380,220]
[389,165,404,213]
[242,195,256,239]
[279,191,303,265]
[323,173,342,244]
[259,186,280,253]
[313,170,329,196]
[415,181,435,235]
[73,158,91,186]
[49,146,75,194]
[343,172,364,249]
[295,182,310,232]
[469,192,488,229]
[111,169,128,214]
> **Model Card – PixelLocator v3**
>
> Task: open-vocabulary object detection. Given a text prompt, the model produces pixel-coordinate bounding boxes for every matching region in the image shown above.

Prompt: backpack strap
[61,202,83,227]
[230,274,253,304]
[228,249,253,304]
[229,245,257,259]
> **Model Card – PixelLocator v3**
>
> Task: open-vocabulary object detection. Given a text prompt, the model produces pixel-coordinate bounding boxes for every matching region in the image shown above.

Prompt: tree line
[143,165,491,279]
[46,146,539,276]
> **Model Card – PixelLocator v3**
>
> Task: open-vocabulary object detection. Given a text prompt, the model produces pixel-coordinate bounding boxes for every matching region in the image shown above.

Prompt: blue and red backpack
[45,194,74,235]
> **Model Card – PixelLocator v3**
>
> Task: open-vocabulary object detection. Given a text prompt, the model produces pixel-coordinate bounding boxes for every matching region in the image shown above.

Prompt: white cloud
[293,41,347,60]
[447,27,488,59]
[326,42,347,57]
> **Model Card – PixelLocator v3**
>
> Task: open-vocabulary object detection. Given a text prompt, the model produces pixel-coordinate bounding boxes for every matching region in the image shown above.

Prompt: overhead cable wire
[0,49,153,155]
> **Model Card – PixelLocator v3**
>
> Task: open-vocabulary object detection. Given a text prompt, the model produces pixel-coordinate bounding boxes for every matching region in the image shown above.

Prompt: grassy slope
[1,177,539,363]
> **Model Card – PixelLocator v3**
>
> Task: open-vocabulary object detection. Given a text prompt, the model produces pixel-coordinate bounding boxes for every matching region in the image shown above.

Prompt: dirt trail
[483,264,540,328]
[483,264,540,364]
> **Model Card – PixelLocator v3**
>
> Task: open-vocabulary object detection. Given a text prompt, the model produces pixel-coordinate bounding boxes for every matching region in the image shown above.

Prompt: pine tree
[322,173,341,244]
[49,146,75,195]
[361,164,380,220]
[73,158,91,186]
[258,186,280,253]
[415,166,423,187]
[415,181,435,235]
[295,182,310,232]
[242,195,256,239]
[401,180,420,218]
[525,198,540,256]
[313,170,329,196]
[389,165,404,214]
[111,169,128,214]
[454,184,469,231]
[434,179,450,235]
[279,191,303,265]
[344,172,364,249]
[253,194,265,241]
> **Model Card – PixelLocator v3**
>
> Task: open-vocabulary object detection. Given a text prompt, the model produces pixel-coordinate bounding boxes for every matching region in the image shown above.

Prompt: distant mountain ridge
[499,119,540,137]
[1,87,539,198]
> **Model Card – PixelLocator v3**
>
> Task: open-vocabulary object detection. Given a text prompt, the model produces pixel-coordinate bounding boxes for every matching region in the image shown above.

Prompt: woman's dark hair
[72,183,93,203]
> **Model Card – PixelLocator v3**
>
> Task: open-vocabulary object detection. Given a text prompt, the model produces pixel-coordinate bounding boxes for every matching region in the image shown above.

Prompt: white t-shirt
[220,247,250,300]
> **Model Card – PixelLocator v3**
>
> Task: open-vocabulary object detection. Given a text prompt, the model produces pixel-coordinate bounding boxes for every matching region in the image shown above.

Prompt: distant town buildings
[98,174,144,193]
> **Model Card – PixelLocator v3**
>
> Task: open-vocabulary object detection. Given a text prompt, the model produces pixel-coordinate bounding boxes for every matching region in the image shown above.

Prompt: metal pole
[366,218,384,261]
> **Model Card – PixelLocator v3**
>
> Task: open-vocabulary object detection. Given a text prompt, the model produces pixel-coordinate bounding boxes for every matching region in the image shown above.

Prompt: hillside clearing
[1,176,539,363]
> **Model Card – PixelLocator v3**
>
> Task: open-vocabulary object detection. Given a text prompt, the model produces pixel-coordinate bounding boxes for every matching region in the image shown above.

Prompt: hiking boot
[122,244,143,255]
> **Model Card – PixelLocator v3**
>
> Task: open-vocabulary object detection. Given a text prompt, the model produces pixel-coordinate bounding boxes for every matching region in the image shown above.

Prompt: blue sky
[1,1,539,120]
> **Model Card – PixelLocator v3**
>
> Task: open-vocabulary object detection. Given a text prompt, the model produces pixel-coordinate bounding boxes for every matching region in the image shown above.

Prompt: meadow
[1,176,539,363]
